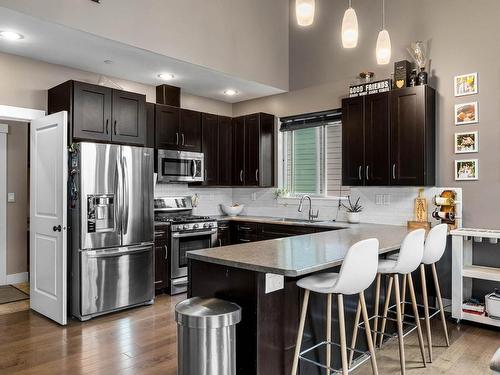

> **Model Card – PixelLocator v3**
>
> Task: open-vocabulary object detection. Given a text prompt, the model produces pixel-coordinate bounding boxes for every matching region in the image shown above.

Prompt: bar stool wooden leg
[372,273,381,344]
[360,291,379,375]
[348,299,361,367]
[407,273,427,367]
[378,275,393,348]
[420,264,433,362]
[401,274,407,316]
[291,289,310,375]
[432,263,450,347]
[338,294,348,375]
[393,274,406,375]
[326,293,332,375]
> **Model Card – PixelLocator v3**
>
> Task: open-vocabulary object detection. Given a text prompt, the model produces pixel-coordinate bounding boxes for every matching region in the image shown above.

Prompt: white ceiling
[0,7,285,103]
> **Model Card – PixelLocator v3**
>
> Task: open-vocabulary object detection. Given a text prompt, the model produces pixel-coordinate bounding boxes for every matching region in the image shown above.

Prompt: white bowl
[220,204,245,216]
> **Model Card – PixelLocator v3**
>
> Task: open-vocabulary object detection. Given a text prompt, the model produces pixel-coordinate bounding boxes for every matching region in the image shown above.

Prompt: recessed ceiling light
[158,73,175,81]
[104,60,113,64]
[224,89,238,96]
[0,30,24,41]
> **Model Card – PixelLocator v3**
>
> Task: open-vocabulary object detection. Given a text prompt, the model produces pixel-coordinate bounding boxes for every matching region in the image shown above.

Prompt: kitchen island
[187,221,411,374]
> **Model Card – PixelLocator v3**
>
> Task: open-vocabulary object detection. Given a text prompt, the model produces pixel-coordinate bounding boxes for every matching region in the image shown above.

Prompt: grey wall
[0,0,289,90]
[235,0,500,229]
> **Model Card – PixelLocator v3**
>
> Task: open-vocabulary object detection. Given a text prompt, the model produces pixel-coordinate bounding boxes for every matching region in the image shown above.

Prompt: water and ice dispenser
[87,194,115,233]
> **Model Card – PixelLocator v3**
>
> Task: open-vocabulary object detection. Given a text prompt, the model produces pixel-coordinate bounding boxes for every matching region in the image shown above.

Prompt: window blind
[279,108,341,132]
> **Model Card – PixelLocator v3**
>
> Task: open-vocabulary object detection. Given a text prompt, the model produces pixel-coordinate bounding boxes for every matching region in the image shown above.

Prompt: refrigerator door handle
[115,158,122,235]
[122,156,130,235]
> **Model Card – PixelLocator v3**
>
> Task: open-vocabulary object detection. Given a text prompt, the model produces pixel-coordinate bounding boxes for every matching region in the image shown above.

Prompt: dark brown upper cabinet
[111,89,146,145]
[218,116,233,186]
[152,104,201,152]
[48,80,146,146]
[232,113,275,187]
[341,85,435,187]
[180,109,202,152]
[155,104,180,149]
[341,96,365,186]
[390,85,435,186]
[201,113,219,185]
[199,114,233,186]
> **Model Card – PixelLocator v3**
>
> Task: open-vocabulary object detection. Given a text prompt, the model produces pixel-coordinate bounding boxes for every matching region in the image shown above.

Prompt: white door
[30,112,68,325]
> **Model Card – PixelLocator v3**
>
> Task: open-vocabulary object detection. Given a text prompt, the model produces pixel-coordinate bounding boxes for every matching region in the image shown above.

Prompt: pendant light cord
[382,0,385,29]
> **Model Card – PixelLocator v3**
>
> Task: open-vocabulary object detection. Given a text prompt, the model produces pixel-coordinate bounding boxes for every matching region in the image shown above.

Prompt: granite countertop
[188,216,409,277]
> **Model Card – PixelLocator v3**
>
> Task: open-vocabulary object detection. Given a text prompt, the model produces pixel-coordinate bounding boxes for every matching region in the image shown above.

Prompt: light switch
[265,273,284,294]
[375,194,384,205]
[251,192,257,201]
[7,192,15,203]
[383,194,391,205]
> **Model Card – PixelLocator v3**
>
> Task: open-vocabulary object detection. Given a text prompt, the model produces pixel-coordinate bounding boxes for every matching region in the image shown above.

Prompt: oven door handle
[172,229,217,238]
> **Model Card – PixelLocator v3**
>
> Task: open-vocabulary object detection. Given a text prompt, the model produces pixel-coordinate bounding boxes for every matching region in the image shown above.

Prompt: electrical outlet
[375,194,384,205]
[251,192,257,201]
[383,194,391,205]
[7,192,15,203]
[265,273,284,294]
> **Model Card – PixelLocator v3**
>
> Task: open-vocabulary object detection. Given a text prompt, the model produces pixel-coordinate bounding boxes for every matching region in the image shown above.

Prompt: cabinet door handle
[218,238,222,247]
[175,132,179,145]
[105,119,109,134]
[392,164,396,180]
[240,169,243,182]
[181,133,185,146]
[239,238,251,243]
[255,169,259,182]
[366,165,369,181]
[164,245,168,260]
[239,226,252,231]
[358,166,362,180]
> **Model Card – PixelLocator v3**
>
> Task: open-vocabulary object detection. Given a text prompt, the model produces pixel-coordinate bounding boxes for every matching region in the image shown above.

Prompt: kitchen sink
[273,217,326,224]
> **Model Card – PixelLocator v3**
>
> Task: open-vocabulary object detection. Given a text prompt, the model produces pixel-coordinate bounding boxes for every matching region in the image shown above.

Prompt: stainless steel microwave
[157,150,204,183]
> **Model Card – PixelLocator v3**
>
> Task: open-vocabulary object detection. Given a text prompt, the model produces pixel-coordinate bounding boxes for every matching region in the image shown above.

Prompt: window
[282,119,345,197]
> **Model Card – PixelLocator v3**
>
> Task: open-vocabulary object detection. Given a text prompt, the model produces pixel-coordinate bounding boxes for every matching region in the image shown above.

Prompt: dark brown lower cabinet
[154,225,169,293]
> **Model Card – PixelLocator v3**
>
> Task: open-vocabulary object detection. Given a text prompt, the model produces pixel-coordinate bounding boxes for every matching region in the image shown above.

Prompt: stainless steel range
[154,196,217,294]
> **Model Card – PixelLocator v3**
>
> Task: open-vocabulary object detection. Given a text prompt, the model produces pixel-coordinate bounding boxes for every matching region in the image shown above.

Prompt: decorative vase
[347,212,360,224]
[417,68,428,85]
[409,70,418,87]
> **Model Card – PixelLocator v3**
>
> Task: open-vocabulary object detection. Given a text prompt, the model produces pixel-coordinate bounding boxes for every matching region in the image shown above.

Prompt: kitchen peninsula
[188,220,411,374]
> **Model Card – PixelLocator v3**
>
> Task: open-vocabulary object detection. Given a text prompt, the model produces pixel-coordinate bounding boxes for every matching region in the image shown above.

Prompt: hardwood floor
[0,293,498,374]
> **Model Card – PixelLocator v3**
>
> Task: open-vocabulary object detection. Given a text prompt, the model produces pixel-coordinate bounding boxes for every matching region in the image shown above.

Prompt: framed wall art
[454,72,478,96]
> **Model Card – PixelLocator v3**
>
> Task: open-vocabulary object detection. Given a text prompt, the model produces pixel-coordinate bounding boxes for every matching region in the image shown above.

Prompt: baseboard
[5,272,28,284]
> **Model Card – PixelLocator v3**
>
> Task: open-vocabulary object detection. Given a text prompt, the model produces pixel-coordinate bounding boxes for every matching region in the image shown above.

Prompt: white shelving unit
[451,228,500,327]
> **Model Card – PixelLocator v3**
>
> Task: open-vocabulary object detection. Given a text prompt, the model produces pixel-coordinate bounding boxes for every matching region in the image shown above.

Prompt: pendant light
[341,0,358,48]
[296,0,315,27]
[376,0,391,64]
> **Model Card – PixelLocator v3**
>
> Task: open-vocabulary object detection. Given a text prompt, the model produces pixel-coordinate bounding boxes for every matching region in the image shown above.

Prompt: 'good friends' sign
[349,79,392,98]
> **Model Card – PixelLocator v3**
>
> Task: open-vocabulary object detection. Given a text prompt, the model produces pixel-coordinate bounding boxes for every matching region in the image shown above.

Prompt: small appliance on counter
[154,196,217,295]
[486,290,500,319]
[69,142,155,321]
[156,150,204,183]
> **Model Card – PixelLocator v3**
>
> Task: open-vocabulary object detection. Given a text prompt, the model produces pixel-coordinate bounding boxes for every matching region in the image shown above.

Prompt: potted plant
[342,196,363,223]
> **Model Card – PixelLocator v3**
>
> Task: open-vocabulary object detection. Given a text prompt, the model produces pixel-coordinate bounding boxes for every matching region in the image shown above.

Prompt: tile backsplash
[155,183,462,226]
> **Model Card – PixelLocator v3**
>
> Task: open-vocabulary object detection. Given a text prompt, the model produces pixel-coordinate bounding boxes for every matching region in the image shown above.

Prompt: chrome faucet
[298,195,319,222]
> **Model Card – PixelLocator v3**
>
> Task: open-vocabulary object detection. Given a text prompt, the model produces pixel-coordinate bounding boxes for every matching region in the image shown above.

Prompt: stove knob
[208,222,214,228]
[193,224,199,229]
[203,223,209,228]
[183,224,189,230]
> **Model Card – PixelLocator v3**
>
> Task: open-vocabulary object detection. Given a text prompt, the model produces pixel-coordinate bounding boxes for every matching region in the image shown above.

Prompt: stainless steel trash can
[175,297,242,375]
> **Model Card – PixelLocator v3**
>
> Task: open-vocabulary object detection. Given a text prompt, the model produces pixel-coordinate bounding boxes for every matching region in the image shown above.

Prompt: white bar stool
[291,239,380,375]
[352,229,427,375]
[419,224,450,362]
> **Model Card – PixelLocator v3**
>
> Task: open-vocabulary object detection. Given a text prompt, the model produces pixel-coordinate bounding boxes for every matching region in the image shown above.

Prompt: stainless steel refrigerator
[69,142,154,321]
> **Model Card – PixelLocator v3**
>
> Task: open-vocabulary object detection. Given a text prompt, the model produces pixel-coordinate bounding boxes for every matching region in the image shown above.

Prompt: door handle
[240,169,243,182]
[358,166,362,180]
[113,120,117,135]
[181,133,185,146]
[122,157,129,235]
[105,119,109,134]
[192,159,197,178]
[164,245,168,260]
[392,163,396,180]
[255,169,259,182]
[366,165,369,181]
[53,225,62,232]
[175,132,179,145]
